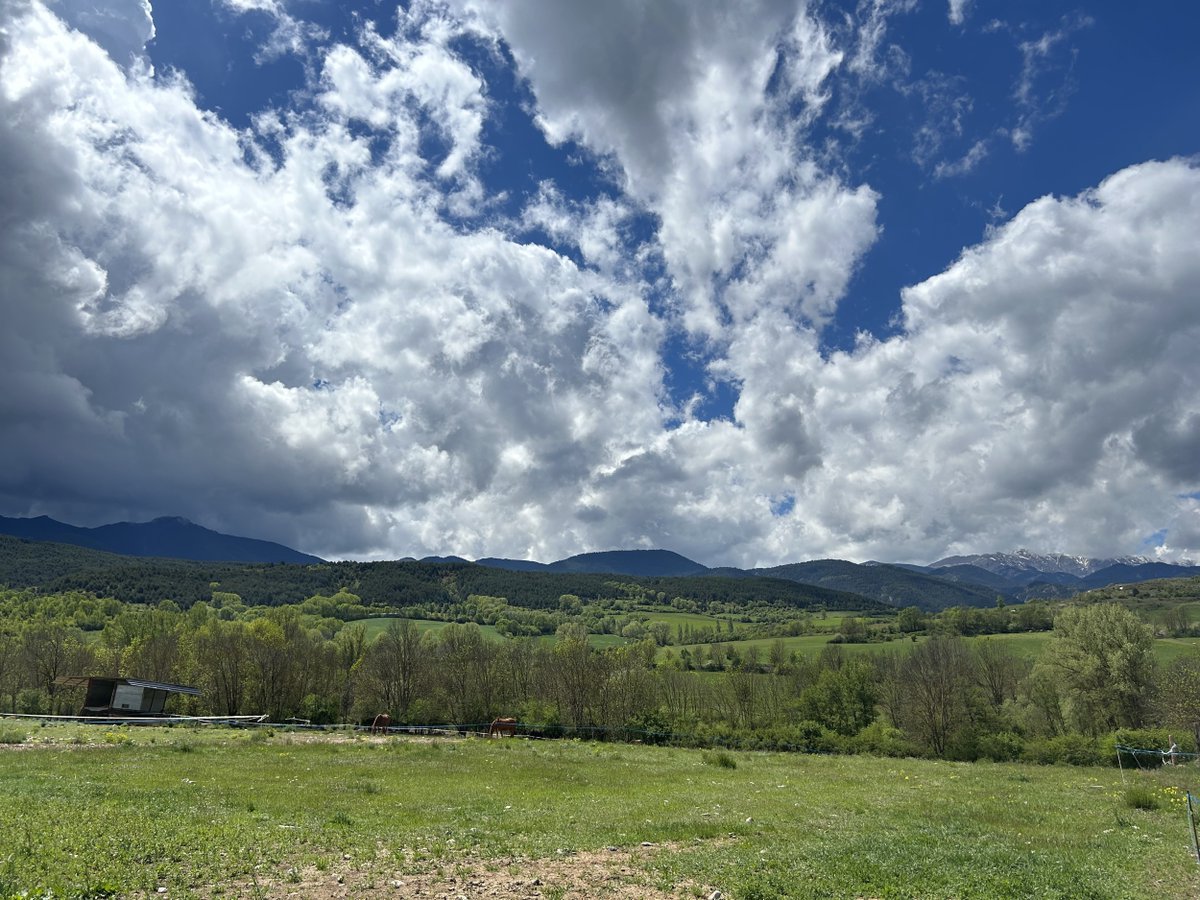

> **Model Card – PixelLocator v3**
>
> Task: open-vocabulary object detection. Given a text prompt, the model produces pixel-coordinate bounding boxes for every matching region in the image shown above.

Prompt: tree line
[1,588,1197,764]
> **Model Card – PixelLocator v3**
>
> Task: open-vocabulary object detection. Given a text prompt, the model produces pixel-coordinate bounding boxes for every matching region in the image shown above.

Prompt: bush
[1104,728,1181,769]
[16,689,46,715]
[976,731,1025,763]
[626,710,671,744]
[1022,733,1102,767]
[849,721,919,758]
[0,726,28,745]
[702,750,737,769]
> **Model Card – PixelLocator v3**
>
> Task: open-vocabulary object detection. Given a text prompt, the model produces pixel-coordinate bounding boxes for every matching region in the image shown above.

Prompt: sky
[0,0,1198,567]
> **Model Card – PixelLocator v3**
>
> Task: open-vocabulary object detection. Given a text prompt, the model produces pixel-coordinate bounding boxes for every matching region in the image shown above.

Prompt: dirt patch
[0,739,111,751]
[252,730,471,748]
[214,842,718,899]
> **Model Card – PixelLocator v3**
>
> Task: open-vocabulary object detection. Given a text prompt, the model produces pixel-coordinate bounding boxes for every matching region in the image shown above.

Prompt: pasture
[353,617,506,643]
[1,723,1198,898]
[668,630,1200,665]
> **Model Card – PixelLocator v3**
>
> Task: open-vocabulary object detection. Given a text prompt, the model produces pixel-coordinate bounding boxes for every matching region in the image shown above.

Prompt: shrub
[101,729,132,746]
[976,731,1025,763]
[1104,728,1181,769]
[850,721,919,758]
[1022,733,1101,767]
[1123,784,1161,810]
[16,689,46,715]
[0,726,28,745]
[702,750,737,769]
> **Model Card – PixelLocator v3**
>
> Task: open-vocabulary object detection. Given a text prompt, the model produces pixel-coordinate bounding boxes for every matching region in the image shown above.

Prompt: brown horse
[370,713,392,734]
[488,716,517,737]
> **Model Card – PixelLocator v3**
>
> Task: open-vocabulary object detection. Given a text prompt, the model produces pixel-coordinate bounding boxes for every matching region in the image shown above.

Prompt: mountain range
[471,549,1200,610]
[929,549,1164,579]
[0,515,321,564]
[3,514,1198,610]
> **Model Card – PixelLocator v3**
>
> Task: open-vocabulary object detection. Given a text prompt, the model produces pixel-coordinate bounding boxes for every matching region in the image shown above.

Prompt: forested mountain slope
[0,535,883,614]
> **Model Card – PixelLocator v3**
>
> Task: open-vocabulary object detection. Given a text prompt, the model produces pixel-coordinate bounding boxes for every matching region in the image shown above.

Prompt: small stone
[156,890,167,895]
[390,881,404,888]
[745,817,753,823]
[336,875,345,884]
[708,891,723,900]
[640,841,654,847]
[532,878,542,886]
[606,846,618,852]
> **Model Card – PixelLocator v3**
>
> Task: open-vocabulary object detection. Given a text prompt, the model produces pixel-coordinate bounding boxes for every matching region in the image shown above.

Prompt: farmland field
[668,631,1200,665]
[1,724,1197,898]
[356,617,628,649]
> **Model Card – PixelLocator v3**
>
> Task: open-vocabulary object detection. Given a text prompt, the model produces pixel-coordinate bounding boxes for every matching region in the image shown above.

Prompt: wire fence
[1114,743,1199,770]
[1,712,838,753]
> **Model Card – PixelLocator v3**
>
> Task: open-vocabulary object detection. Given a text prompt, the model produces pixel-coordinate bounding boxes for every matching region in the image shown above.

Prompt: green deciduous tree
[1156,648,1200,750]
[900,635,973,756]
[799,659,878,736]
[354,620,429,721]
[1044,603,1156,733]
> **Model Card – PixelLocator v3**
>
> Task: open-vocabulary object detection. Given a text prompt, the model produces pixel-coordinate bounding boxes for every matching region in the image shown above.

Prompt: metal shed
[55,676,201,717]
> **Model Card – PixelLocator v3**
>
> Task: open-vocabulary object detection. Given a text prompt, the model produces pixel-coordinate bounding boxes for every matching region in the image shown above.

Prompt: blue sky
[0,0,1197,565]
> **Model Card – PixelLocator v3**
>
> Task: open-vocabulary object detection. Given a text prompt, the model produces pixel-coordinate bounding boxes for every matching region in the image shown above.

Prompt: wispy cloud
[933,138,988,179]
[1010,13,1094,151]
[947,0,971,26]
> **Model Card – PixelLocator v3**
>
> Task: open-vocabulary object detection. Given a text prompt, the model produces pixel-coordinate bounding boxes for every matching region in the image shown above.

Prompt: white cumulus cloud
[1,0,1197,568]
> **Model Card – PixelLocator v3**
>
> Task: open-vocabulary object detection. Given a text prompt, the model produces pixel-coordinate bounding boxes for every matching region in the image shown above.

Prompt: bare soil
[213,842,716,899]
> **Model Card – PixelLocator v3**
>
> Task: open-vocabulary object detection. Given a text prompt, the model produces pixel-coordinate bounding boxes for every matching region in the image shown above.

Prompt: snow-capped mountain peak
[929,549,1154,578]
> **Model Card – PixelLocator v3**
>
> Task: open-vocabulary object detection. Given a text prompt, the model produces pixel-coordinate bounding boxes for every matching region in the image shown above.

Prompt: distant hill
[479,548,708,577]
[0,515,322,564]
[914,563,1017,593]
[1080,575,1200,606]
[1080,562,1200,589]
[475,557,550,572]
[550,549,708,577]
[478,551,1002,608]
[751,559,998,611]
[0,534,884,614]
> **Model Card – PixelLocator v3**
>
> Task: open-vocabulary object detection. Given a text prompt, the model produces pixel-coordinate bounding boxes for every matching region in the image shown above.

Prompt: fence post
[1187,792,1200,865]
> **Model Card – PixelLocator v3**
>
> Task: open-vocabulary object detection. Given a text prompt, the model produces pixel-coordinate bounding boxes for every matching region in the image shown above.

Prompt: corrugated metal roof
[54,675,93,689]
[54,675,202,696]
[124,679,202,695]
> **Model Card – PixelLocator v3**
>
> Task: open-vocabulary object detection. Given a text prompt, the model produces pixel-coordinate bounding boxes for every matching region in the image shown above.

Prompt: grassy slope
[0,725,1196,899]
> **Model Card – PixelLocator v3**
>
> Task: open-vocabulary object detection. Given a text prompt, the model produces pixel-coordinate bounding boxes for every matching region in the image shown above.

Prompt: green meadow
[355,617,627,649]
[668,630,1200,665]
[353,617,506,643]
[1,724,1198,899]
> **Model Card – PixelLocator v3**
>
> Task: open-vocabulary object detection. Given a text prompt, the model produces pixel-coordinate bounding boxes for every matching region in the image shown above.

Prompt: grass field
[1,723,1198,899]
[355,618,629,649]
[354,617,506,643]
[668,630,1200,666]
[635,610,731,629]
